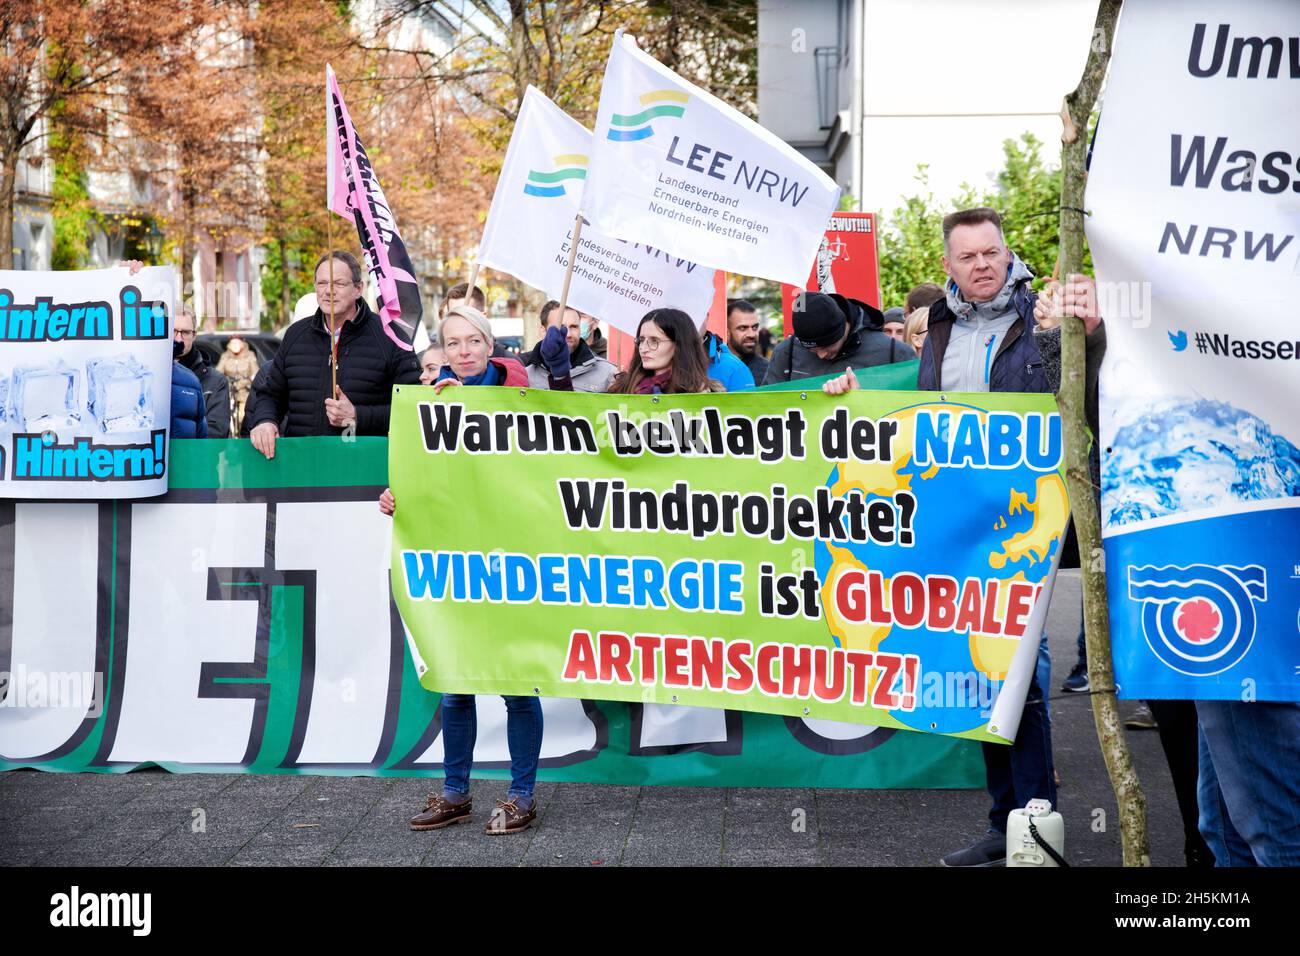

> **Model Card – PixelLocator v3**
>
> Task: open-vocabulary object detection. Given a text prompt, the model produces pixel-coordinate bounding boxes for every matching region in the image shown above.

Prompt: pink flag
[325,64,421,349]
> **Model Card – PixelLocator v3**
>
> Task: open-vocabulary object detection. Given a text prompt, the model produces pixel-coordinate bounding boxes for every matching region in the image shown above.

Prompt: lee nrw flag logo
[606,89,687,141]
[581,31,839,287]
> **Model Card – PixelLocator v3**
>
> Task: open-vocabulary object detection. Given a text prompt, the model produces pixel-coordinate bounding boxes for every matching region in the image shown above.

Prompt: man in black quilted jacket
[246,251,421,459]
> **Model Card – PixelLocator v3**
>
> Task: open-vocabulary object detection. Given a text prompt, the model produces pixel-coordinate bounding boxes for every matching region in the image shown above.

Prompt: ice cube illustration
[87,354,154,434]
[0,374,9,426]
[9,360,81,432]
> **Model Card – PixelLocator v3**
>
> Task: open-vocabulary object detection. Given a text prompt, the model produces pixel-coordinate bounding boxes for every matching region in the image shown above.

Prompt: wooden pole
[466,261,480,300]
[1056,0,1149,867]
[327,216,338,397]
[556,213,584,320]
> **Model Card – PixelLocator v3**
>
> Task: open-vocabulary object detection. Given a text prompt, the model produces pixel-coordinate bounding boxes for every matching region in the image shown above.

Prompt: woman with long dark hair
[606,308,723,395]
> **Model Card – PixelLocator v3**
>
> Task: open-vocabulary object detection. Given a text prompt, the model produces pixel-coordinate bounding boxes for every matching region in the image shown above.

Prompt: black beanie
[791,292,848,348]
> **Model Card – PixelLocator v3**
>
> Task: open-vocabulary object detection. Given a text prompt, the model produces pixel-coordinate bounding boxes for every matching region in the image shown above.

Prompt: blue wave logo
[1127,563,1266,676]
[606,90,687,141]
[524,154,588,198]
[1168,330,1188,351]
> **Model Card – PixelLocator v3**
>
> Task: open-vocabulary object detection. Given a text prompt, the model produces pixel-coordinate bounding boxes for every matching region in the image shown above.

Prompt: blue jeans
[1036,630,1052,718]
[1196,700,1300,866]
[1075,608,1086,667]
[440,694,543,800]
[984,633,1056,833]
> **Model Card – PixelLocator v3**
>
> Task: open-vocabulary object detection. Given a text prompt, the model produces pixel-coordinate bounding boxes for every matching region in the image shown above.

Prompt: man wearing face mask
[522,300,616,392]
[174,306,231,438]
[170,346,208,439]
[580,311,609,360]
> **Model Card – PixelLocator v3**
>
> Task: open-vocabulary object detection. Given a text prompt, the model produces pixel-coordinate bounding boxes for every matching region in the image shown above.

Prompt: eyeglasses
[636,335,669,351]
[174,329,195,339]
[314,280,355,292]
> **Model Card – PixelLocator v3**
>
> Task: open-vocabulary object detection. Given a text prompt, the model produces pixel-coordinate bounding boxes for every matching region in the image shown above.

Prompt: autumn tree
[0,1,231,269]
[247,1,359,327]
[127,4,263,301]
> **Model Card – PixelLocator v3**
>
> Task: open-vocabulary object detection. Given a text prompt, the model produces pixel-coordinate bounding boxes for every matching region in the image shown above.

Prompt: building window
[814,47,841,130]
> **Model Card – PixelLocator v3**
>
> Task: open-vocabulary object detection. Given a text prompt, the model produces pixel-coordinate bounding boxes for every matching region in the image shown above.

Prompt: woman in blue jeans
[379,305,547,835]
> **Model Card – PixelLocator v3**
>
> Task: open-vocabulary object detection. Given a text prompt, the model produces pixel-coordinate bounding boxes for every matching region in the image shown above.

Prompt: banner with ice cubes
[0,266,173,499]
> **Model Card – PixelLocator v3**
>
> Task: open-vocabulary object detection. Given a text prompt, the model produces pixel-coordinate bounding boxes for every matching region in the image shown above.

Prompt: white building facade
[758,0,1100,218]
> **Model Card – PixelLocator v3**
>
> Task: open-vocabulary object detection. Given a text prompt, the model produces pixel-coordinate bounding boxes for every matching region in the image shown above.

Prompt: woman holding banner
[379,304,542,835]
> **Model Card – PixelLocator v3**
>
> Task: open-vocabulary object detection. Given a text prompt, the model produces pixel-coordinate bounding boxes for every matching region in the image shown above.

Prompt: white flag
[477,86,716,335]
[581,32,841,287]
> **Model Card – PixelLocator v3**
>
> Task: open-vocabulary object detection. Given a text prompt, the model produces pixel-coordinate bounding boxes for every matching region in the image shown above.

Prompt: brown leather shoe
[409,793,473,831]
[484,798,536,835]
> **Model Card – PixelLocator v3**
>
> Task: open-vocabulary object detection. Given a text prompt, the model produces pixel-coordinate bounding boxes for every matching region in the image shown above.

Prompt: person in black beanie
[761,291,909,386]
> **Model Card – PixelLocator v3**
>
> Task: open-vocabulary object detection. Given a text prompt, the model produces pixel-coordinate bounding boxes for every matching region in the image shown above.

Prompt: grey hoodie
[940,253,1034,392]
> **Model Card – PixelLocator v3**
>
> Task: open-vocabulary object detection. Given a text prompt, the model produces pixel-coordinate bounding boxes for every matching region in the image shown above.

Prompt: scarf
[438,361,501,387]
[633,369,673,394]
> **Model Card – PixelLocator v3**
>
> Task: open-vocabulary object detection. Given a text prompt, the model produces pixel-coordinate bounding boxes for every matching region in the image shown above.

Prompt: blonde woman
[903,307,930,358]
[379,305,540,835]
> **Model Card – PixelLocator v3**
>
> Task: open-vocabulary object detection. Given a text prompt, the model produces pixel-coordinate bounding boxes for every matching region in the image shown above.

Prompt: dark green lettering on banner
[0,437,983,788]
[391,384,1068,745]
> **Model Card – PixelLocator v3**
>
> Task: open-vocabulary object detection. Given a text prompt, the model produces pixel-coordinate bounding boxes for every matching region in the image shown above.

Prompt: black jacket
[246,301,421,437]
[761,299,908,385]
[738,348,769,386]
[179,347,231,438]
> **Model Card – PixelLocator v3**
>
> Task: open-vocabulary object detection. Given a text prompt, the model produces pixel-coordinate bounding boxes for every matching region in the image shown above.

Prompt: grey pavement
[1,570,1192,866]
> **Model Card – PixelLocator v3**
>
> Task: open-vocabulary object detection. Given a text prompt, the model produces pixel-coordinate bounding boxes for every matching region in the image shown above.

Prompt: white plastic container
[1006,799,1065,867]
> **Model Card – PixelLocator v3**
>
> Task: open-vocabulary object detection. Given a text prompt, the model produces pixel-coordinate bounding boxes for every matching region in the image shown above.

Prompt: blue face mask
[579,319,590,339]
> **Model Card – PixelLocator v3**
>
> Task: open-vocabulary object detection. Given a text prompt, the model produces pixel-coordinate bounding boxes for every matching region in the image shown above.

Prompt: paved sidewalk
[1,572,1193,866]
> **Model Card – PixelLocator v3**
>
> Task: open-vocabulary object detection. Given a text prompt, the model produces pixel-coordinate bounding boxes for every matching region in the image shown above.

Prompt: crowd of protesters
[123,205,1298,866]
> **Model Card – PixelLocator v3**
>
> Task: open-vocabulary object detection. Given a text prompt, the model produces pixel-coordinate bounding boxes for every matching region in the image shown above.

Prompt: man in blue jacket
[923,207,1090,866]
[703,330,754,392]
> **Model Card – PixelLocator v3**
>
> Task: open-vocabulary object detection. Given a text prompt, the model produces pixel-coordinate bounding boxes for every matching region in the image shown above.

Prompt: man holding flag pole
[246,67,423,457]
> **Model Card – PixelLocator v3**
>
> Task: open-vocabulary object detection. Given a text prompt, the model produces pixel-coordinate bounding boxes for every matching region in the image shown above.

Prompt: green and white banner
[0,438,983,788]
[391,386,1070,745]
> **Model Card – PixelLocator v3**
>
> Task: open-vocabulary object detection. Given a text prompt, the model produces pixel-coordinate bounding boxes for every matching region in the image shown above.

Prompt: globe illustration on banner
[813,403,1069,736]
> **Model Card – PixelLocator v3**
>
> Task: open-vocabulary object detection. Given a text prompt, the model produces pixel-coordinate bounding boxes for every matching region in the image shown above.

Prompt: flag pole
[325,64,338,397]
[556,213,584,320]
[466,261,480,300]
[328,217,338,397]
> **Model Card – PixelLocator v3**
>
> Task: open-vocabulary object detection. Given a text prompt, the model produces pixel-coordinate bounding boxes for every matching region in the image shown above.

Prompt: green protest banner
[390,385,1069,744]
[0,438,982,789]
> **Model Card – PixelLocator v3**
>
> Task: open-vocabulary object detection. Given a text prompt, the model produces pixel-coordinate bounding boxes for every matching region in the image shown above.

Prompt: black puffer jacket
[246,301,421,437]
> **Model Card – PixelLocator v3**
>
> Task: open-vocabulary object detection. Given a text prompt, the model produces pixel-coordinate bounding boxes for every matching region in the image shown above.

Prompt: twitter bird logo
[1168,330,1188,352]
